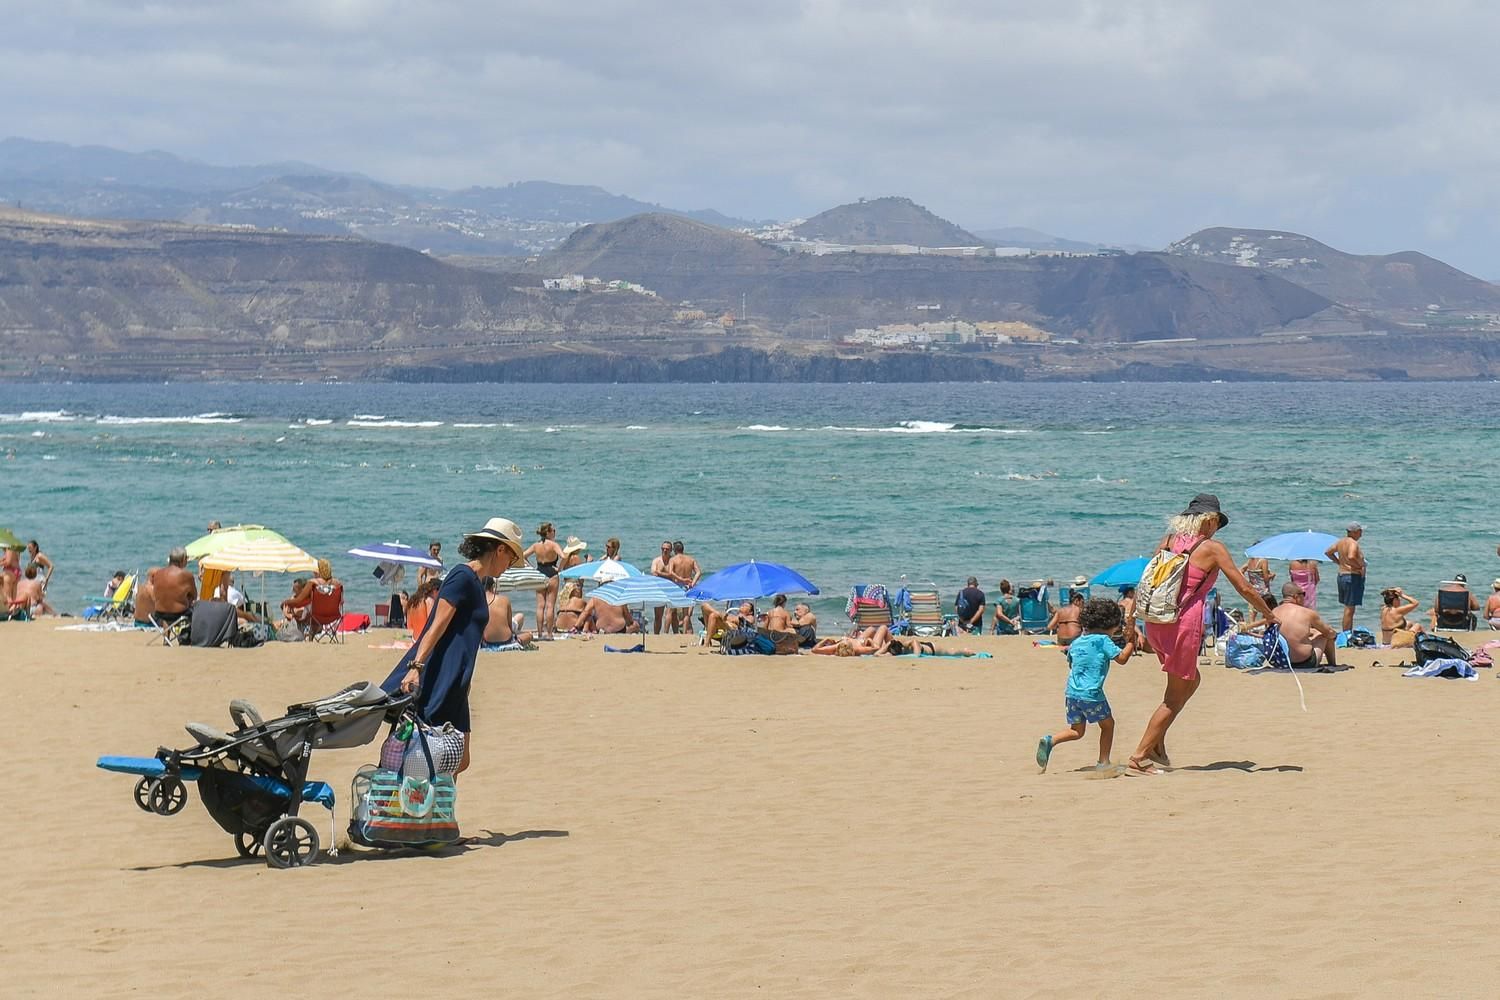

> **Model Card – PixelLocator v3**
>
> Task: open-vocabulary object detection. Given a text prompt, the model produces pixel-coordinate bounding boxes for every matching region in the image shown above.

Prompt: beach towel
[604,642,646,654]
[891,651,993,660]
[1403,658,1478,681]
[481,640,531,653]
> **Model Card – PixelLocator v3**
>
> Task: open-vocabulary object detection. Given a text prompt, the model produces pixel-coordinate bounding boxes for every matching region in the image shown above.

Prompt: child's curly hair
[1079,596,1123,632]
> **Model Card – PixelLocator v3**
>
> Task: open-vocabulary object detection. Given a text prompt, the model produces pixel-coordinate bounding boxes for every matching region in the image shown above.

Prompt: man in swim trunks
[1271,583,1339,669]
[418,540,444,586]
[1325,522,1366,632]
[669,541,701,633]
[483,586,534,646]
[148,547,197,626]
[650,540,677,633]
[790,603,818,647]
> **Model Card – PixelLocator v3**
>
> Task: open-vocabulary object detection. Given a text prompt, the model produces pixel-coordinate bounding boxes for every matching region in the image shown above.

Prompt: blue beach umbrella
[1092,556,1151,589]
[346,541,443,568]
[688,560,819,602]
[1244,531,1339,562]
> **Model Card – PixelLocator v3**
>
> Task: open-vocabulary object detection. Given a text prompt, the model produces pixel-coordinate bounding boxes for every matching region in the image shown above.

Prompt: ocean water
[2,381,1497,626]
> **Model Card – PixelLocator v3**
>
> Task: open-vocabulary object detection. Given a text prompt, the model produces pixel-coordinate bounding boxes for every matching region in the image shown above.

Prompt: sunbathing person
[701,601,755,638]
[1046,592,1085,647]
[580,595,641,634]
[483,586,534,646]
[1379,588,1425,644]
[884,638,983,657]
[554,580,587,632]
[1271,583,1339,669]
[148,547,197,626]
[11,565,55,617]
[765,594,793,632]
[790,602,818,647]
[808,625,895,656]
[1487,580,1500,629]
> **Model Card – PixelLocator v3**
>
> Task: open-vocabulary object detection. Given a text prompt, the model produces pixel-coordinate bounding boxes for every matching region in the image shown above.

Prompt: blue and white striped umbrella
[346,541,443,568]
[559,558,643,583]
[591,576,697,609]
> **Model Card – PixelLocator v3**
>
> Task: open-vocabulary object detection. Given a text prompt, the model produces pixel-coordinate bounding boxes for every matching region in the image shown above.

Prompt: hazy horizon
[6,2,1500,274]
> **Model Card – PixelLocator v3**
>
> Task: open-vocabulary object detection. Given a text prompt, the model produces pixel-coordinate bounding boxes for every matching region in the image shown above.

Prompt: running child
[1036,597,1136,773]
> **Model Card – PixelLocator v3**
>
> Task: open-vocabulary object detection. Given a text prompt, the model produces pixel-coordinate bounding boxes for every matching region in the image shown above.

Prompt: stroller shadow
[127,828,569,871]
[1178,760,1303,773]
[327,828,570,865]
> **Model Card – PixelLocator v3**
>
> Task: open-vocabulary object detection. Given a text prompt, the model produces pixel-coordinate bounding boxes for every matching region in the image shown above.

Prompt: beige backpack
[1136,539,1205,624]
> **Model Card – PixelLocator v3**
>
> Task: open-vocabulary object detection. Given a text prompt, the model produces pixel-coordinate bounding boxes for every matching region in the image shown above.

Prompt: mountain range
[4,137,1500,382]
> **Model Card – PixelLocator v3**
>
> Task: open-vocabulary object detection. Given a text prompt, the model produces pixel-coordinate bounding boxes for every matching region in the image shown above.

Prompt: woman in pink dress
[1128,495,1278,775]
[1288,559,1319,610]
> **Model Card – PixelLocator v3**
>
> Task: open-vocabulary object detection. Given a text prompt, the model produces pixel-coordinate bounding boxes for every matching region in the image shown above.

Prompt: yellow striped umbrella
[199,537,319,574]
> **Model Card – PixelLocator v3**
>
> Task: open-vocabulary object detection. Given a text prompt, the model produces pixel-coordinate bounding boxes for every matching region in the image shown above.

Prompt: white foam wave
[96,413,244,425]
[625,425,649,430]
[347,419,443,428]
[352,413,386,420]
[739,424,790,431]
[301,418,333,426]
[453,422,499,429]
[0,410,79,424]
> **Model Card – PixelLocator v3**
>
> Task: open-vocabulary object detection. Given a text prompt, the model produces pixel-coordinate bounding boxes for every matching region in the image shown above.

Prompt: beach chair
[83,573,136,622]
[846,584,893,636]
[150,612,190,646]
[1058,585,1090,606]
[1018,585,1050,635]
[906,587,953,636]
[307,582,345,643]
[1434,586,1477,631]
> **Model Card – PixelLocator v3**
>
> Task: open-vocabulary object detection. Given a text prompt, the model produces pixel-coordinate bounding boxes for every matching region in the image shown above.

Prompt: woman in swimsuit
[1240,555,1274,602]
[1288,559,1319,609]
[1127,495,1277,775]
[524,522,564,640]
[554,580,587,632]
[765,594,793,633]
[1379,588,1424,644]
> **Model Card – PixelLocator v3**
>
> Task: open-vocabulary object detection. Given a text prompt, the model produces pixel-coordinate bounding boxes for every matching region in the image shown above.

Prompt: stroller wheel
[264,817,320,869]
[234,831,263,858]
[132,778,154,812]
[147,776,188,816]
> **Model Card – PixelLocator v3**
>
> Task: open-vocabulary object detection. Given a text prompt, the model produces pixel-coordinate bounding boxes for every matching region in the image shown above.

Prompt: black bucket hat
[1181,493,1229,528]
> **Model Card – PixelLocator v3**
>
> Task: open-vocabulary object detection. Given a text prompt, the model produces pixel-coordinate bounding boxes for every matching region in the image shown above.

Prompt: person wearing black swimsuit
[525,522,565,639]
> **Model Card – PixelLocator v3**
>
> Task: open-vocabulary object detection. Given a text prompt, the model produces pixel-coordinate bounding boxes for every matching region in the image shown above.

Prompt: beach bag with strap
[1414,633,1468,666]
[1135,539,1205,624]
[349,722,460,849]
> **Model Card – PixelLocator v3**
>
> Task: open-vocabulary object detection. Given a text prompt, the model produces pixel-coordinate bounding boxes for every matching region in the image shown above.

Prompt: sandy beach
[9,623,1500,998]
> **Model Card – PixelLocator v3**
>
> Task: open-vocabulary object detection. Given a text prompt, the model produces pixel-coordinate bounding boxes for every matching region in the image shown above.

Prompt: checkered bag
[378,717,466,778]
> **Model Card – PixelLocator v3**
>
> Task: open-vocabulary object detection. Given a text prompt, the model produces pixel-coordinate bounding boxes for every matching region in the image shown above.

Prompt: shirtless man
[483,587,533,646]
[1047,592,1085,647]
[148,547,197,626]
[668,541,701,633]
[12,565,54,616]
[1324,522,1366,632]
[580,594,640,635]
[649,540,678,633]
[1272,583,1339,669]
[1486,580,1500,629]
[790,602,818,647]
[701,600,754,638]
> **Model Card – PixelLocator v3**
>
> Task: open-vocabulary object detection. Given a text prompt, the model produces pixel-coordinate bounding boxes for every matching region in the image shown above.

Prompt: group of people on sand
[1,539,55,619]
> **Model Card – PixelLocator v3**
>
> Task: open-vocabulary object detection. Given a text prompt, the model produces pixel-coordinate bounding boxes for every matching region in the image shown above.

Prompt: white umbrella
[559,558,643,584]
[200,538,319,574]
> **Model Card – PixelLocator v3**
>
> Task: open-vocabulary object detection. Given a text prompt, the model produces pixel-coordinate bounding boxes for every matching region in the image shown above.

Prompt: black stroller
[99,681,409,868]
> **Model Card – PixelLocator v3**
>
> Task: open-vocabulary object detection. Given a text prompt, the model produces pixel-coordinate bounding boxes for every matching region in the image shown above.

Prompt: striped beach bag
[348,722,460,849]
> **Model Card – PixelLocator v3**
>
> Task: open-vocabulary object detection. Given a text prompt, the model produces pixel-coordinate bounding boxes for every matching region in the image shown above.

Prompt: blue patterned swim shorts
[1065,696,1112,725]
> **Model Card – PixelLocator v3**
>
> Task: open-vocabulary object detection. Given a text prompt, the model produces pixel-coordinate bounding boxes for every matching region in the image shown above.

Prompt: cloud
[4,1,1500,271]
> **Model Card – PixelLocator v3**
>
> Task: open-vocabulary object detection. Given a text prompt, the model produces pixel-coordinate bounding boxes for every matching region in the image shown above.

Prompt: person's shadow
[1178,760,1303,773]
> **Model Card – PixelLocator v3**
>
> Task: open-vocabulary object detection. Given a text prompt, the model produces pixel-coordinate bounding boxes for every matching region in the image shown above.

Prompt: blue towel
[605,642,646,654]
[1403,658,1478,680]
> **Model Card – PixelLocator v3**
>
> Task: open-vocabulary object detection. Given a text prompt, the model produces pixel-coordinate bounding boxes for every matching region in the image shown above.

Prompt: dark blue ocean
[3,382,1497,625]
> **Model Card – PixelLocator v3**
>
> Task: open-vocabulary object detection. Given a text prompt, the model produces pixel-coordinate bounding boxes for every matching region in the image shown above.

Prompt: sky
[6,0,1500,274]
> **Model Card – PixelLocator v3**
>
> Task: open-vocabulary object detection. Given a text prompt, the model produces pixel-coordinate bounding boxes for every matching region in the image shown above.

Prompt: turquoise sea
[2,382,1497,625]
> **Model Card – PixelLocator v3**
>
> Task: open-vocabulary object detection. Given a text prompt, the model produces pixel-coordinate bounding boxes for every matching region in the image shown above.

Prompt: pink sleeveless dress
[1144,535,1219,681]
[1289,566,1317,609]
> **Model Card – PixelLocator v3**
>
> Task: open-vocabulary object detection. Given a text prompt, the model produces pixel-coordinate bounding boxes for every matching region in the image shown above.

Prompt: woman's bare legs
[1130,673,1201,772]
[541,578,559,638]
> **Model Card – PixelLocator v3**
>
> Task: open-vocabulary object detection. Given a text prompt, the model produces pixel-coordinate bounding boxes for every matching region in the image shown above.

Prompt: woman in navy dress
[384,516,524,774]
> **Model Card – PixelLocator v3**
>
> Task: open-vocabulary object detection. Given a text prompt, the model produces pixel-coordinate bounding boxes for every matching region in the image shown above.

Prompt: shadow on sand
[128,828,570,871]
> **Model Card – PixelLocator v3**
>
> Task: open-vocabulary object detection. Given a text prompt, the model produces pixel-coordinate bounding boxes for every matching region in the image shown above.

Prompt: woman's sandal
[1127,756,1160,776]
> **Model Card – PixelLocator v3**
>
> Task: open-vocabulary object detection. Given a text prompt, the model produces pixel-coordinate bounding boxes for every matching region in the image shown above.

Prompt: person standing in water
[1127,495,1277,776]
